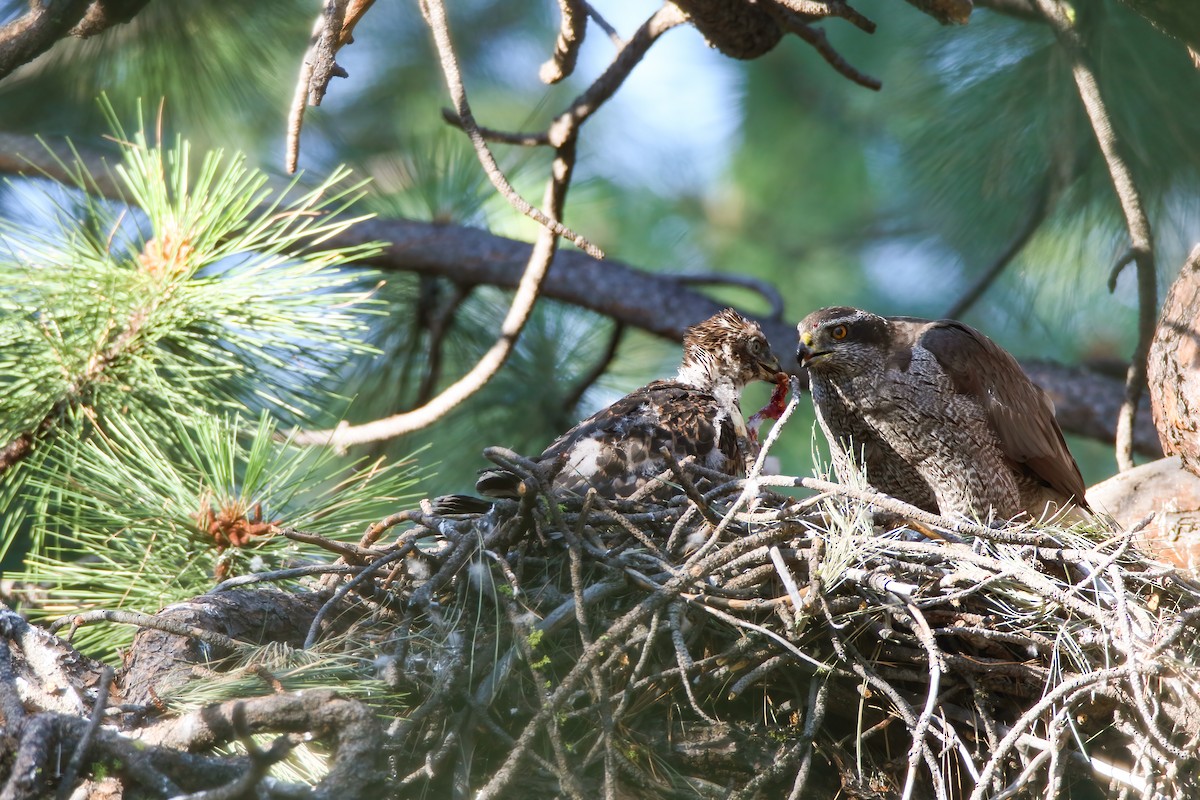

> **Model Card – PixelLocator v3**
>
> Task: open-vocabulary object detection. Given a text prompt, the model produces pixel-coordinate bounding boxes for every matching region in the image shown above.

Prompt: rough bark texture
[670,0,783,59]
[332,217,1166,459]
[1148,244,1200,477]
[121,590,327,706]
[1088,455,1200,572]
[1,596,385,800]
[0,606,108,718]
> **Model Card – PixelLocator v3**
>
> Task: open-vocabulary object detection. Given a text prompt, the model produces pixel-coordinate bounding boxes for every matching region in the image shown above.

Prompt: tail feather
[475,467,521,499]
[430,494,496,516]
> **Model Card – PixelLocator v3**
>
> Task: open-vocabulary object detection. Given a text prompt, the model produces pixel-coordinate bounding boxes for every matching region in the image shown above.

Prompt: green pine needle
[17,411,423,658]
[0,103,393,561]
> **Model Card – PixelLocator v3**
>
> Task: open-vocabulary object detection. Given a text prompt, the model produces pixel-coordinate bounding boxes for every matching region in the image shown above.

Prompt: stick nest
[311,449,1200,800]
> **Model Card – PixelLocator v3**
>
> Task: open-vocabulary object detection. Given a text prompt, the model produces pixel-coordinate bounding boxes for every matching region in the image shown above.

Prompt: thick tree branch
[1034,0,1158,473]
[327,216,1163,457]
[137,689,384,796]
[0,0,151,81]
[0,135,1162,456]
[0,0,91,80]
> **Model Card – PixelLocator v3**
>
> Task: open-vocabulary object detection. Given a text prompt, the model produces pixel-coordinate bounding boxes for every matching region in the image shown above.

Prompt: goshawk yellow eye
[831,325,848,341]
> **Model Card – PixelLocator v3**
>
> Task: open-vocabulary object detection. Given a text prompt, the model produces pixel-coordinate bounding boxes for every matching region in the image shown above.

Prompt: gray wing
[917,320,1089,508]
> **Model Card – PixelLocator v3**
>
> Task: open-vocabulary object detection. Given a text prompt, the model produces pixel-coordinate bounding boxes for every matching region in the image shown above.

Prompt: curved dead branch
[1033,0,1159,473]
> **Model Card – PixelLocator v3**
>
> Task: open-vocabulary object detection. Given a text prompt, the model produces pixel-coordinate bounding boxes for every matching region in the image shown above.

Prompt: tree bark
[1148,244,1200,477]
[0,134,1168,458]
[334,217,1166,458]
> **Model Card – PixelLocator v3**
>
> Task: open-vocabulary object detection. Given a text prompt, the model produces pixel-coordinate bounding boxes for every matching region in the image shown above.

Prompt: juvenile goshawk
[796,306,1089,521]
[474,308,784,502]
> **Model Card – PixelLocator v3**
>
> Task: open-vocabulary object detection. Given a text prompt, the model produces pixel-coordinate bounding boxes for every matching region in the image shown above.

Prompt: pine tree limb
[1032,0,1158,473]
[0,135,1165,456]
[0,0,92,80]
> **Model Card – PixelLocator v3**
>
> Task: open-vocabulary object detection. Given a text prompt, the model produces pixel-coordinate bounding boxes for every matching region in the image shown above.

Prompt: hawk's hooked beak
[796,331,828,369]
[758,350,783,381]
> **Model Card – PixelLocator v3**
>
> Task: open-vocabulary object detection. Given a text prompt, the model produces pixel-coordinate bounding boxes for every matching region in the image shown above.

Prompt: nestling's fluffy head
[678,308,782,390]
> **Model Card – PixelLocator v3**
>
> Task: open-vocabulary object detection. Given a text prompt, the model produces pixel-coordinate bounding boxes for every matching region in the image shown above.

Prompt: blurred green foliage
[2,0,1197,498]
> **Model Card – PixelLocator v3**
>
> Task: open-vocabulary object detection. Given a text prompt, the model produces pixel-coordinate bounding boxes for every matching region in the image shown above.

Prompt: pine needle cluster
[0,102,422,658]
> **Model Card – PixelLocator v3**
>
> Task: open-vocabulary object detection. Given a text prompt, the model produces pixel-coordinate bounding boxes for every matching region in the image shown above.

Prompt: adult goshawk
[796,306,1089,522]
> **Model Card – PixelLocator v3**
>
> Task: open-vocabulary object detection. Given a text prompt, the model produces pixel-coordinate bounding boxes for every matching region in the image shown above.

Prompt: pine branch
[14,409,421,655]
[0,110,384,493]
[0,0,92,80]
[1032,0,1158,473]
[0,131,1164,458]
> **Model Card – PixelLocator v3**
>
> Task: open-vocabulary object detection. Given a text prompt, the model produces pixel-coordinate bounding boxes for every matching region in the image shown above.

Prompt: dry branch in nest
[342,464,1200,800]
[10,446,1200,799]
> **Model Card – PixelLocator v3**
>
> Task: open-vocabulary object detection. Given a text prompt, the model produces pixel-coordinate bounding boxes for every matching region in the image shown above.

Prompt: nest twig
[280,452,1200,799]
[18,453,1200,798]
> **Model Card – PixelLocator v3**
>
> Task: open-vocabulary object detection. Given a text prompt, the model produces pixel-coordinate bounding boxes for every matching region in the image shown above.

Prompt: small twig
[796,475,981,541]
[661,449,724,526]
[304,548,408,648]
[284,0,376,173]
[684,376,803,567]
[282,527,388,562]
[583,2,622,45]
[667,601,717,723]
[420,0,601,258]
[473,580,626,709]
[212,564,362,593]
[944,177,1052,319]
[775,0,877,33]
[474,528,766,800]
[55,665,114,800]
[670,273,787,321]
[967,665,1139,800]
[775,13,882,90]
[769,545,807,617]
[690,595,833,674]
[819,593,947,800]
[414,282,472,405]
[439,111,550,146]
[49,609,248,652]
[292,101,584,451]
[540,0,588,84]
[562,322,625,412]
[900,602,943,800]
[788,678,830,800]
[546,5,687,147]
[286,0,348,174]
[501,599,589,800]
[590,496,670,560]
[1032,0,1156,473]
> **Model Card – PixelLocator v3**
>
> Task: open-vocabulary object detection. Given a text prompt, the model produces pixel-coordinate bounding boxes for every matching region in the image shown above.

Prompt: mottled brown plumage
[796,306,1089,522]
[476,308,782,501]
